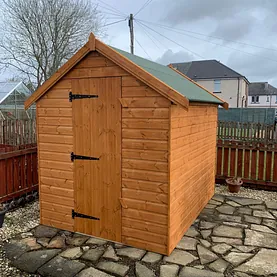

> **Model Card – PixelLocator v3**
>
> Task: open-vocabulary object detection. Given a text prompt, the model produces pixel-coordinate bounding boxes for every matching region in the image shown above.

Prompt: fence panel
[216,140,277,190]
[0,147,38,203]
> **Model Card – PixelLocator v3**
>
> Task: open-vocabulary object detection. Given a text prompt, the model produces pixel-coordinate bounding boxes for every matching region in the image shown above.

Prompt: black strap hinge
[72,210,100,220]
[71,152,99,162]
[69,92,98,102]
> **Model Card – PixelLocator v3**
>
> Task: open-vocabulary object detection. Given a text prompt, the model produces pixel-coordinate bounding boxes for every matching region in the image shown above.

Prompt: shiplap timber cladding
[168,104,218,253]
[27,34,223,255]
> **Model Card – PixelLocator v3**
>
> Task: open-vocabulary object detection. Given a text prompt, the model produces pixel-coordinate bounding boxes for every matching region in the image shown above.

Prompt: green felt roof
[112,47,224,105]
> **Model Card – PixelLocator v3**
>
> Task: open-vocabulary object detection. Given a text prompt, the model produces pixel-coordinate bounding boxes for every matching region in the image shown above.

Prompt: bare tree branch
[0,0,106,91]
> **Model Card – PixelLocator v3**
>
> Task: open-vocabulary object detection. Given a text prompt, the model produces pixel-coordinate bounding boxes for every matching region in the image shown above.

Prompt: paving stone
[222,222,248,228]
[271,210,277,218]
[243,215,262,224]
[97,261,129,277]
[201,208,214,215]
[116,247,146,260]
[227,196,263,206]
[235,248,277,276]
[20,237,42,250]
[262,219,276,230]
[21,232,33,238]
[86,237,107,245]
[209,199,222,205]
[38,256,85,277]
[194,265,205,269]
[197,244,218,264]
[4,240,30,261]
[250,224,276,234]
[218,214,242,223]
[81,247,105,262]
[37,237,50,247]
[77,267,113,277]
[82,246,90,251]
[180,266,224,277]
[265,201,277,210]
[199,221,217,229]
[176,237,198,251]
[249,205,266,210]
[164,249,198,266]
[217,204,235,215]
[253,210,275,219]
[206,204,217,209]
[226,201,241,207]
[238,207,252,215]
[233,246,256,253]
[212,243,232,255]
[213,225,243,238]
[245,229,277,249]
[212,237,242,245]
[213,194,225,202]
[185,226,200,237]
[200,229,211,239]
[34,225,59,238]
[114,243,125,248]
[60,247,83,259]
[67,236,89,246]
[200,239,211,248]
[224,252,253,266]
[135,262,155,277]
[160,264,179,277]
[47,236,66,249]
[142,252,162,263]
[209,258,229,273]
[234,273,251,277]
[12,249,60,273]
[103,246,120,261]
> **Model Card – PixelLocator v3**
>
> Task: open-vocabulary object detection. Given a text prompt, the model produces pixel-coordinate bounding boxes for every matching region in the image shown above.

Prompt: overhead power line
[134,0,153,17]
[135,19,205,59]
[95,0,127,17]
[137,19,277,53]
[135,38,152,60]
[136,19,277,64]
[103,19,127,27]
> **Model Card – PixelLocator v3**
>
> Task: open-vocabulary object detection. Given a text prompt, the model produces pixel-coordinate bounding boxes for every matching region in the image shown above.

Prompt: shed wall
[168,104,218,253]
[37,52,170,254]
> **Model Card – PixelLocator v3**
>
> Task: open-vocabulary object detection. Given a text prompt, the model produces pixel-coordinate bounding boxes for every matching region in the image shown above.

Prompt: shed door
[72,77,121,242]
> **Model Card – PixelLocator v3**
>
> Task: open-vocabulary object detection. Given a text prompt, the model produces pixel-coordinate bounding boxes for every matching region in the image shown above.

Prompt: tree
[0,0,106,91]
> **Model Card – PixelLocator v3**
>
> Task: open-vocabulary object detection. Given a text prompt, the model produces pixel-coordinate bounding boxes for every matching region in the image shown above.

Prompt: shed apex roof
[25,33,228,109]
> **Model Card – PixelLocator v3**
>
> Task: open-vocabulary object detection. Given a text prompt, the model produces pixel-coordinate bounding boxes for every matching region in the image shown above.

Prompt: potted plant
[0,204,7,228]
[226,177,243,193]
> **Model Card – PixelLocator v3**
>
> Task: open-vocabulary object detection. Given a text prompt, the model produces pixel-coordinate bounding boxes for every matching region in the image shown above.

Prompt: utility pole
[128,13,134,54]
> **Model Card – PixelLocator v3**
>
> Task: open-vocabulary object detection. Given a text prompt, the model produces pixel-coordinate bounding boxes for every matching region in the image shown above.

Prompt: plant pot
[226,178,243,193]
[0,209,7,228]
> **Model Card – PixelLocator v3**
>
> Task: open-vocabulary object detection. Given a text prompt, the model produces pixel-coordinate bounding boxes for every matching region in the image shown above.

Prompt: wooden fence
[216,140,277,190]
[0,147,38,202]
[218,121,277,144]
[0,119,36,151]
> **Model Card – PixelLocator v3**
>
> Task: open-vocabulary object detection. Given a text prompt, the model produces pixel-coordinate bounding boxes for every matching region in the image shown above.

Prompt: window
[276,95,277,103]
[251,96,259,103]
[214,80,221,93]
[266,96,269,102]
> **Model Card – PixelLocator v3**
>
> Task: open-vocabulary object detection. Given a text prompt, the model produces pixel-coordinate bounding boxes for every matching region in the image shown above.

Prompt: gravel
[0,201,40,277]
[215,184,277,202]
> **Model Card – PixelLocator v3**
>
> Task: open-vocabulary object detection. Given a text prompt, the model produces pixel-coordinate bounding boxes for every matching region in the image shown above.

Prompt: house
[170,60,249,108]
[25,33,227,255]
[248,82,277,108]
[0,81,34,119]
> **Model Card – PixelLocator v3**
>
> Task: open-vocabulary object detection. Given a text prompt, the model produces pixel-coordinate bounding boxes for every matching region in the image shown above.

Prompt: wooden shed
[25,33,228,255]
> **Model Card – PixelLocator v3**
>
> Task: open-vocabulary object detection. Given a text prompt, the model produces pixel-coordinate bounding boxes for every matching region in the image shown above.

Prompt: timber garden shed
[25,33,228,255]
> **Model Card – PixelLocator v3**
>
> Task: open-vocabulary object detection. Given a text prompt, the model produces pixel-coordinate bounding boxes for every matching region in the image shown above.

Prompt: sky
[1,0,277,87]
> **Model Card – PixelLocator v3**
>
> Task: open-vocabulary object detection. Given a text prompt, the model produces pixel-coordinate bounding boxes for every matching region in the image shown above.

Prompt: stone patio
[3,194,277,277]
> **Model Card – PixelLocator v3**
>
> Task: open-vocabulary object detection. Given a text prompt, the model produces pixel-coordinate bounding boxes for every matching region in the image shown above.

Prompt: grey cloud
[227,49,277,86]
[155,49,195,65]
